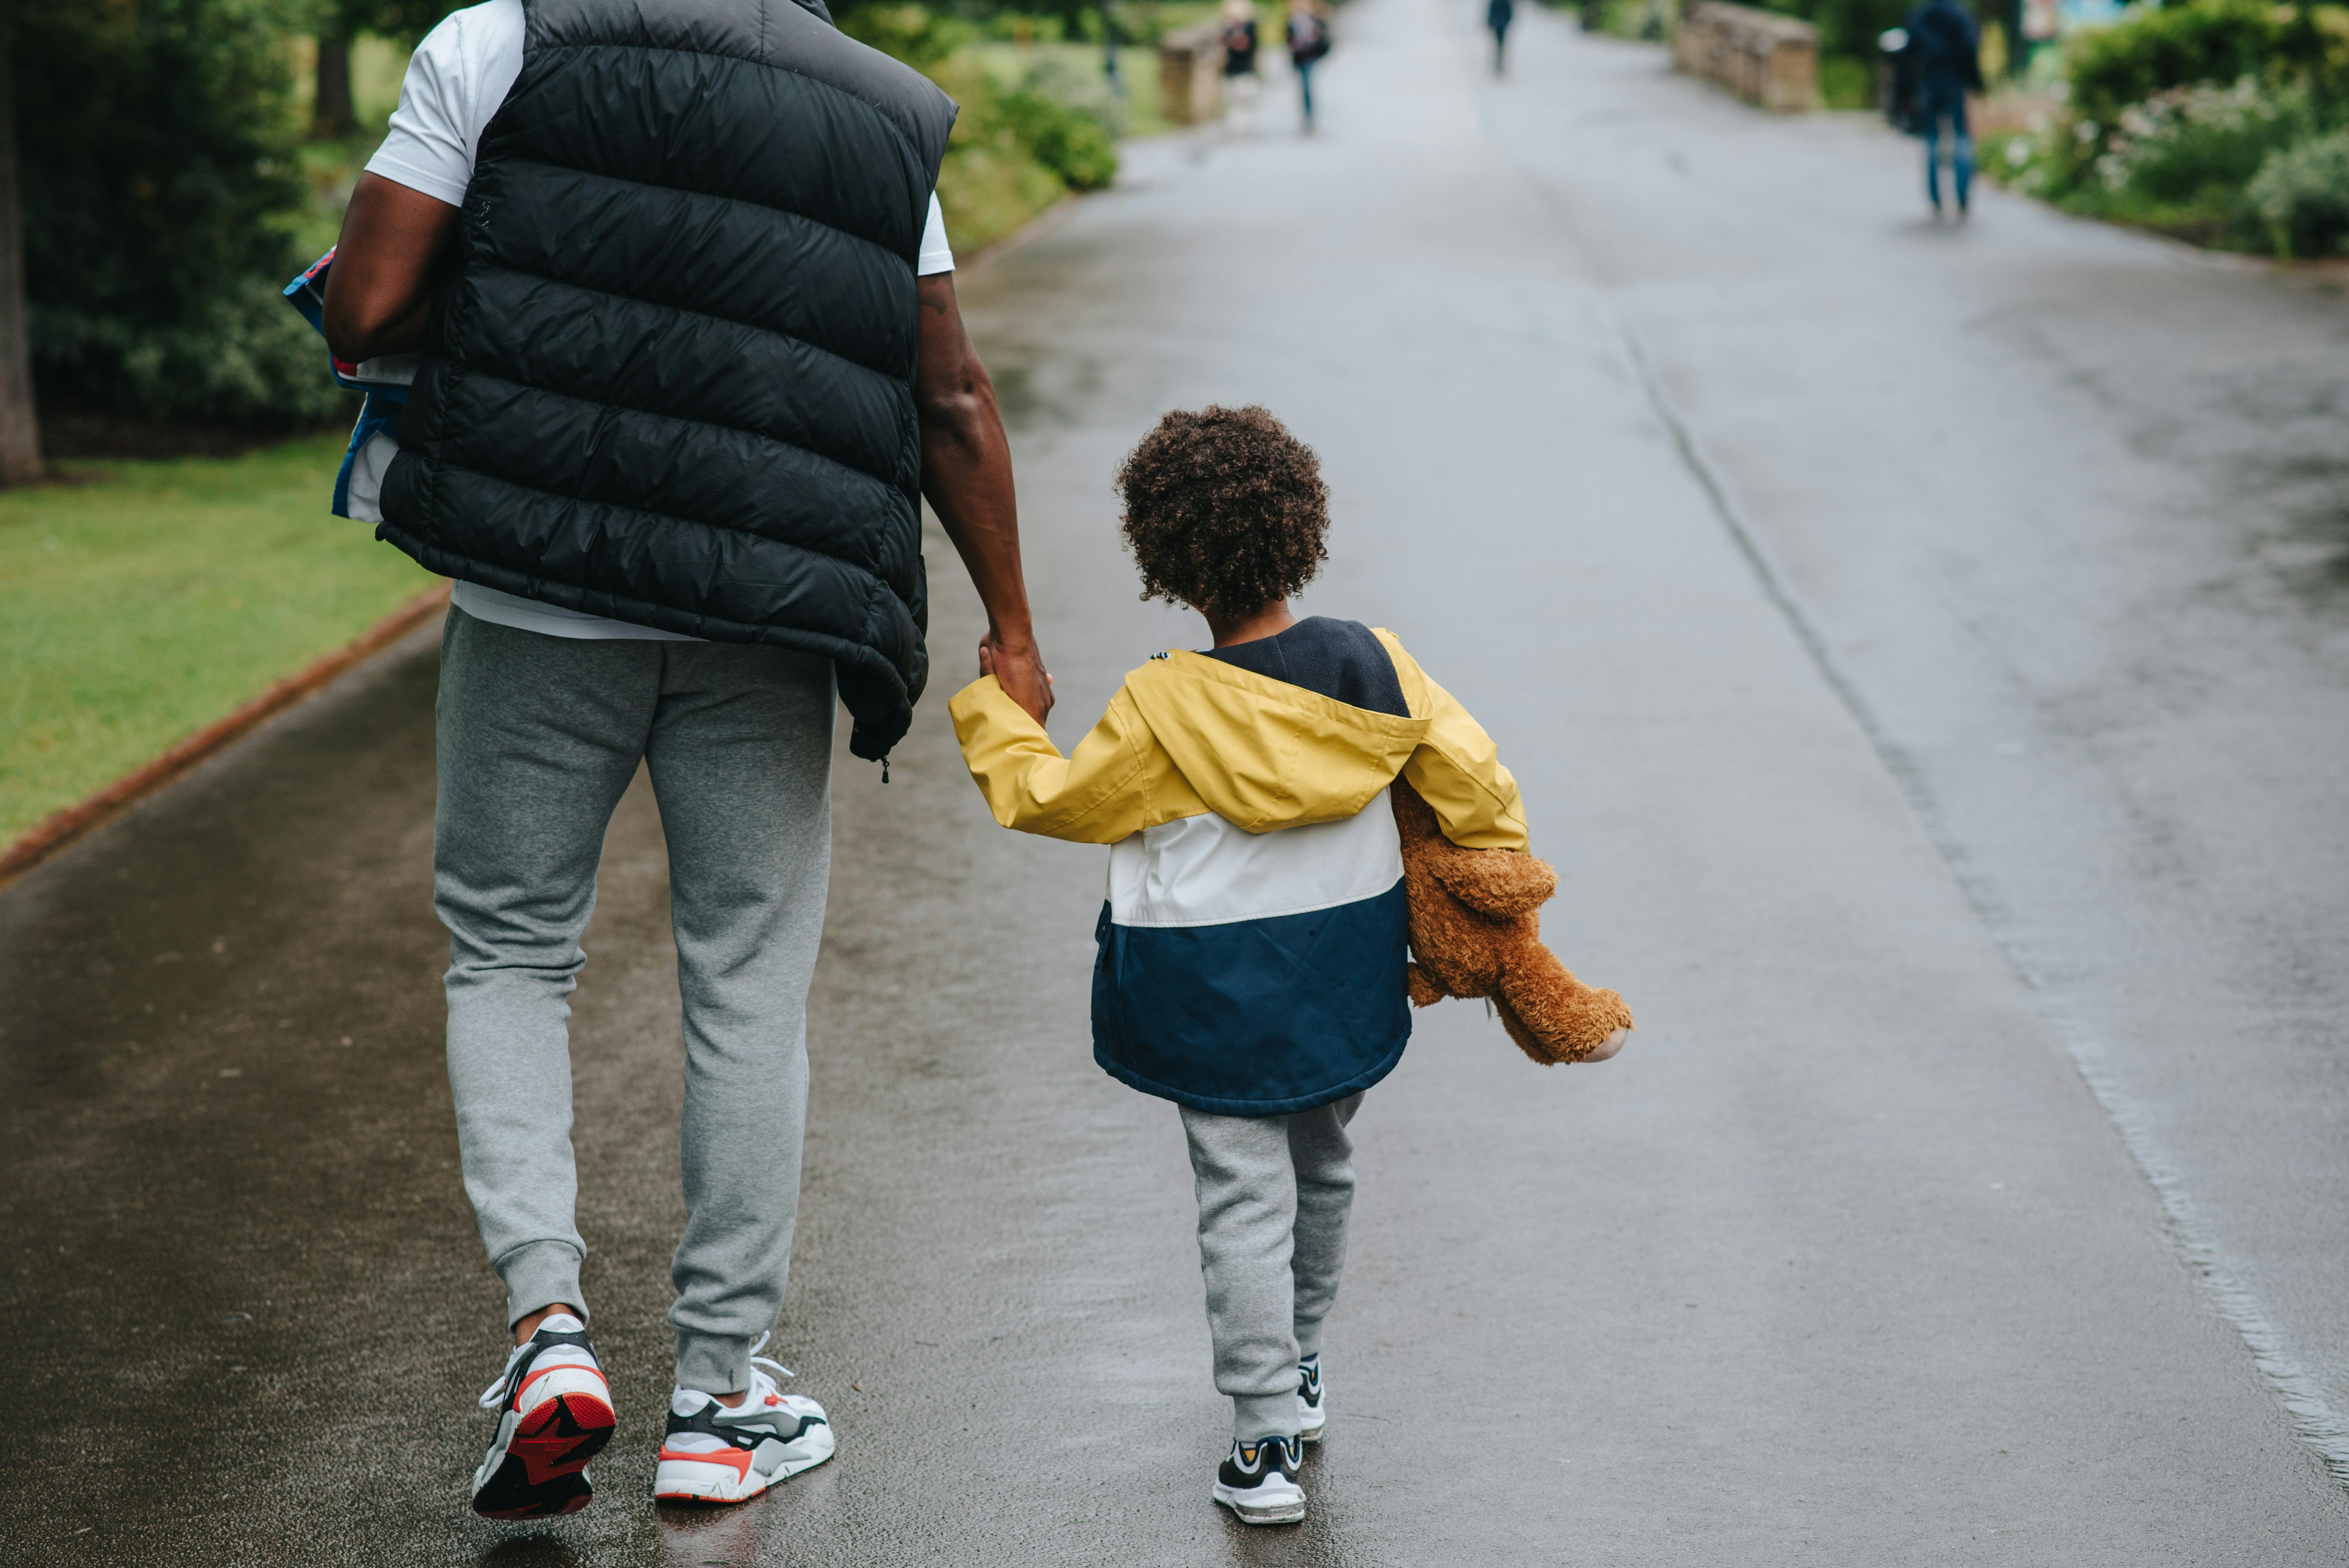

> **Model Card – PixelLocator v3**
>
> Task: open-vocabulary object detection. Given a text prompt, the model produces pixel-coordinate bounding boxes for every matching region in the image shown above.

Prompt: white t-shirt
[357,0,956,641]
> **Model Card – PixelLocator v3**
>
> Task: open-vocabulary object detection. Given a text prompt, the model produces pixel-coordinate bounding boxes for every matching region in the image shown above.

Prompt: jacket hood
[1120,651,1430,834]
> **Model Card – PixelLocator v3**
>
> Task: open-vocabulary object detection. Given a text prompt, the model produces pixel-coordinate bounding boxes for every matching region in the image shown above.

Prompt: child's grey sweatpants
[1179,1093,1365,1441]
[433,608,834,1396]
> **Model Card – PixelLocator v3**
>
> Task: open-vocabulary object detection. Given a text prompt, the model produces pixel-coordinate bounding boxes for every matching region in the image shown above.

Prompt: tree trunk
[313,33,356,140]
[0,0,43,486]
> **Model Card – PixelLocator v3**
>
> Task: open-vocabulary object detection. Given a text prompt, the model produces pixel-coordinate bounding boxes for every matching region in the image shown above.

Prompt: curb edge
[0,579,452,892]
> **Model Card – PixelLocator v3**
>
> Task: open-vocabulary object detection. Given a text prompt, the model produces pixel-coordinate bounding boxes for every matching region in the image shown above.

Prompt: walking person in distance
[319,0,1051,1521]
[1221,0,1262,131]
[1906,0,1985,215]
[1488,0,1515,74]
[1286,0,1331,132]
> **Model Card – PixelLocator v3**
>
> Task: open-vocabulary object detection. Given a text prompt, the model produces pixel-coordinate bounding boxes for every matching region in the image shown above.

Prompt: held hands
[978,632,1054,724]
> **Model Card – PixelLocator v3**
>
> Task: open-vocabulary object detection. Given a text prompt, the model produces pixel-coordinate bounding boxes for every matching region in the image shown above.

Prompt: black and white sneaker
[470,1312,615,1519]
[1298,1355,1326,1443]
[652,1337,834,1504]
[1212,1433,1307,1525]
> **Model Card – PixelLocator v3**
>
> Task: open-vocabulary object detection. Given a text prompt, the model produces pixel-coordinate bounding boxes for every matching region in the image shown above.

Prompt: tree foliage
[16,0,346,427]
[10,0,1115,430]
[312,0,459,42]
[308,0,460,136]
[838,0,1121,252]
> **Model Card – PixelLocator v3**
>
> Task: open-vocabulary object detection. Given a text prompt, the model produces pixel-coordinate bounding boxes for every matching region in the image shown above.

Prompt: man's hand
[916,272,1051,724]
[321,173,461,364]
[977,636,1053,717]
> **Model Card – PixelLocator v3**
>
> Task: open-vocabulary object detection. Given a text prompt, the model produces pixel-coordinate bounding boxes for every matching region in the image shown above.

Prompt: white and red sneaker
[470,1312,615,1519]
[653,1340,833,1504]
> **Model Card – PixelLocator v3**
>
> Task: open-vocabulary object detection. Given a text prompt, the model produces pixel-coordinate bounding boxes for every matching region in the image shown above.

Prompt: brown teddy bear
[1391,780,1634,1065]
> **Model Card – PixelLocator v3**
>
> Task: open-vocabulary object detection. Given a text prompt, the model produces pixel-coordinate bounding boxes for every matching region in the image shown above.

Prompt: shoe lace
[476,1340,530,1410]
[747,1331,796,1394]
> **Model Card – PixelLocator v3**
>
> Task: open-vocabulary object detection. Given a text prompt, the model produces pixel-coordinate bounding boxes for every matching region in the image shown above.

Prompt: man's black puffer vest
[379,0,958,760]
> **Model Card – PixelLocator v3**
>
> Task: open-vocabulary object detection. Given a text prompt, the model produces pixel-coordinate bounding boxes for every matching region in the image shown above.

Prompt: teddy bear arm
[1429,849,1558,921]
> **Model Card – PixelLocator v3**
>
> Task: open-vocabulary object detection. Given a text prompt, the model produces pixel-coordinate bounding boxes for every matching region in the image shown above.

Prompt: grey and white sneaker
[1297,1354,1326,1443]
[652,1340,834,1504]
[1212,1433,1307,1525]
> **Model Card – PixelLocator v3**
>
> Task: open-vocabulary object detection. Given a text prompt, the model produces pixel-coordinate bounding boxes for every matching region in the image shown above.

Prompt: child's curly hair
[1115,405,1329,614]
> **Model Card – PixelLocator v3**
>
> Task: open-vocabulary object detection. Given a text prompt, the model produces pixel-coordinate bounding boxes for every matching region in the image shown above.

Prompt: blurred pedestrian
[319,0,1050,1524]
[1286,0,1331,131]
[1222,0,1262,130]
[1488,0,1515,74]
[948,405,1630,1526]
[1906,0,1984,216]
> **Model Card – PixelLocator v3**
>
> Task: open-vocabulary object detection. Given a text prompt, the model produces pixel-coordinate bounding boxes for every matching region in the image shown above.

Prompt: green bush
[2064,1,2344,124]
[839,2,1120,247]
[1759,0,1908,65]
[36,275,353,430]
[1819,52,1874,108]
[17,0,337,430]
[996,85,1120,189]
[2096,76,2314,202]
[839,0,974,67]
[2247,125,2349,252]
[2000,68,2349,254]
[985,10,1068,40]
[1104,4,1192,46]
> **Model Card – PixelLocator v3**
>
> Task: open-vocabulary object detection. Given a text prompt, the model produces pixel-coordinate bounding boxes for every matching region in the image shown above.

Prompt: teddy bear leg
[1494,947,1634,1065]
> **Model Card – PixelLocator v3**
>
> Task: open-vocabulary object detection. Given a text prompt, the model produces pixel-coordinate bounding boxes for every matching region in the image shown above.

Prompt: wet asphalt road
[6,0,2349,1561]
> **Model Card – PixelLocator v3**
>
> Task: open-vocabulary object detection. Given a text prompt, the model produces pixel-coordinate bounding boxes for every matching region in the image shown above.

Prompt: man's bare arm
[915,272,1052,724]
[321,173,461,364]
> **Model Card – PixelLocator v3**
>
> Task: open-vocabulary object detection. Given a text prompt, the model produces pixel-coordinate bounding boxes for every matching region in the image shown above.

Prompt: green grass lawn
[0,434,436,845]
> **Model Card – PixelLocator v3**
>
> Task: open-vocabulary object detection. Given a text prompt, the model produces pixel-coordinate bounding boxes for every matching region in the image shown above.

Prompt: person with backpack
[1904,0,1985,216]
[1286,0,1331,131]
[1221,0,1263,131]
[319,0,1052,1520]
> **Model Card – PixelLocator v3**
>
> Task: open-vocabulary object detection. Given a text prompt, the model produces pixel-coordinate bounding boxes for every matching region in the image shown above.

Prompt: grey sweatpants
[434,608,834,1395]
[1180,1094,1364,1441]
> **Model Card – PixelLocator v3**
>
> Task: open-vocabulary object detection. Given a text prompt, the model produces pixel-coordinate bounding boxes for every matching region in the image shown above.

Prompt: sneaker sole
[1299,1412,1326,1444]
[472,1388,616,1520]
[1213,1484,1308,1525]
[653,1430,836,1504]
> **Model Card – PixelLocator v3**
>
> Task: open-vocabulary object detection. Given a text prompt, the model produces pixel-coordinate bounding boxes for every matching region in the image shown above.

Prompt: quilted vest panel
[379,0,958,760]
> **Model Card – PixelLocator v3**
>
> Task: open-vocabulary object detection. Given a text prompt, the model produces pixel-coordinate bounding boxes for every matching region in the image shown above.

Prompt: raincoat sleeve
[948,674,1190,844]
[1373,632,1531,851]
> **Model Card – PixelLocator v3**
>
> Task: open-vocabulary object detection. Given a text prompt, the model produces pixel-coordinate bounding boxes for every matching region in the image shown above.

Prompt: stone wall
[1675,2,1819,112]
[1158,25,1226,127]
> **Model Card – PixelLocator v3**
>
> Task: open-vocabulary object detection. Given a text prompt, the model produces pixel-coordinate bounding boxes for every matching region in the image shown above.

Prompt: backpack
[1879,26,1920,135]
[1289,12,1329,62]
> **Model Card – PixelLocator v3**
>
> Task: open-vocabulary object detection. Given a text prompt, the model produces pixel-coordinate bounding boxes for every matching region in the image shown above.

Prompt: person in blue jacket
[1488,0,1515,73]
[950,405,1626,1526]
[1906,0,1985,215]
[1286,0,1331,131]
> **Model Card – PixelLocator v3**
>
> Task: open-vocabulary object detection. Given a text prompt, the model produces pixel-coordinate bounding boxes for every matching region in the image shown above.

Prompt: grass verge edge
[0,579,451,892]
